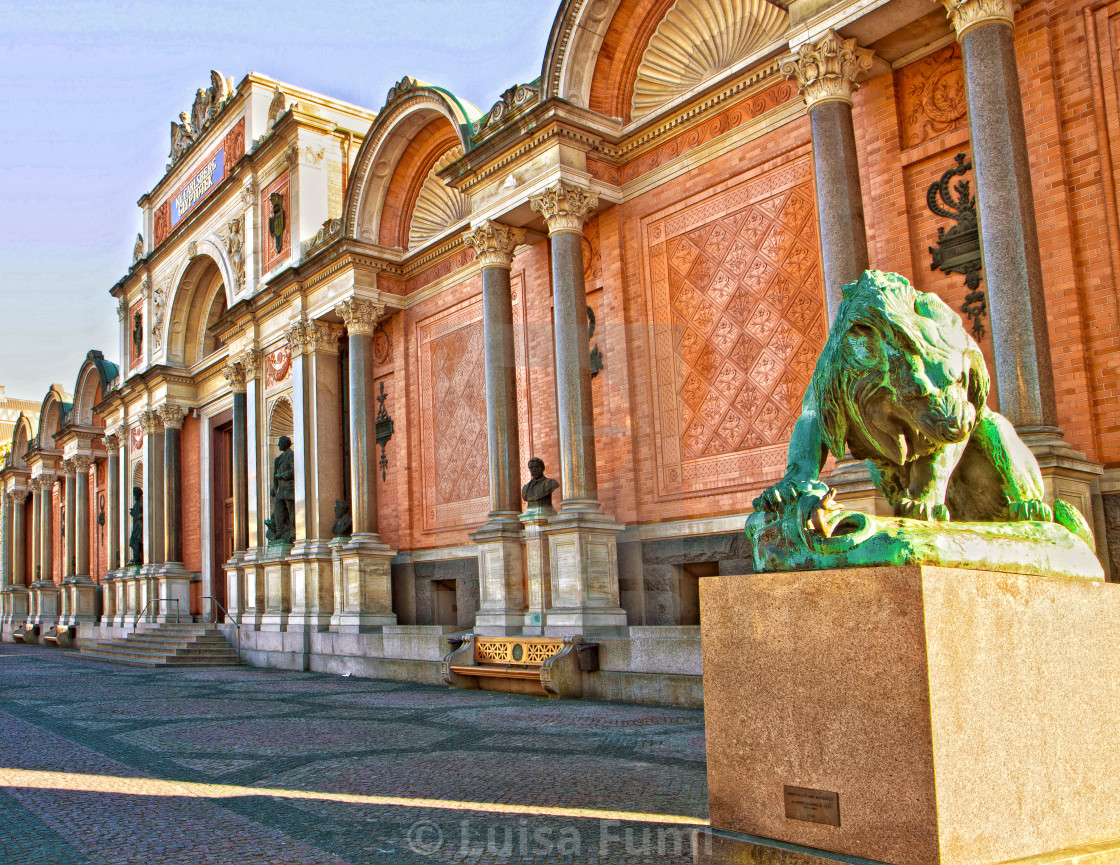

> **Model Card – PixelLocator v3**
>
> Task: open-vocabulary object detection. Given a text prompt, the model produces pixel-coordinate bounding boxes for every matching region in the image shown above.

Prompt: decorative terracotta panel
[896,43,967,150]
[264,344,291,388]
[642,154,826,500]
[130,426,143,453]
[418,297,489,531]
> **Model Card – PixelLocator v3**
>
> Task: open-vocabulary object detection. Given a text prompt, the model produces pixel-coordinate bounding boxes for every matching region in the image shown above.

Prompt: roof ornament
[167,70,236,170]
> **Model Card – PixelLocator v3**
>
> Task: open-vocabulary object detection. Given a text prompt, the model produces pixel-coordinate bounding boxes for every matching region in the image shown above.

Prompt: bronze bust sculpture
[331,499,352,538]
[522,457,559,514]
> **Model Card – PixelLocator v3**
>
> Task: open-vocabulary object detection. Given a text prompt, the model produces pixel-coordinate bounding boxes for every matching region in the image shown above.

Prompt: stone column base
[136,565,163,624]
[223,552,246,625]
[543,508,628,636]
[4,586,29,629]
[1023,432,1106,568]
[471,520,526,636]
[64,577,100,625]
[288,541,334,632]
[157,563,194,623]
[329,535,396,633]
[241,548,266,631]
[823,456,892,516]
[260,544,292,631]
[30,582,60,627]
[101,575,117,624]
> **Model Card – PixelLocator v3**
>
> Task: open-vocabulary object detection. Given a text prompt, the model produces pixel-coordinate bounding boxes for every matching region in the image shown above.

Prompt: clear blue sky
[0,0,557,400]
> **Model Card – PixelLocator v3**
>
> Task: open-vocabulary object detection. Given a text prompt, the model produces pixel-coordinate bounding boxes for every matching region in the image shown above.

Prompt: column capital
[9,488,28,505]
[285,316,343,357]
[103,428,122,452]
[465,221,526,269]
[335,297,387,336]
[222,360,248,393]
[240,348,262,381]
[59,458,76,478]
[529,181,598,235]
[940,0,1018,38]
[138,408,163,435]
[781,29,875,109]
[157,403,188,430]
[71,454,95,473]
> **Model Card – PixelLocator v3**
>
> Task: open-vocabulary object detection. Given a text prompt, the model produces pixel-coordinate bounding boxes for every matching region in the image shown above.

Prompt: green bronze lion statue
[747,270,1101,580]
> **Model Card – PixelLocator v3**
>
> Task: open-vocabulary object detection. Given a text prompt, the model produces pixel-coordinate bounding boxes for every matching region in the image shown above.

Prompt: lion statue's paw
[1009,498,1053,522]
[754,478,829,513]
[895,498,950,522]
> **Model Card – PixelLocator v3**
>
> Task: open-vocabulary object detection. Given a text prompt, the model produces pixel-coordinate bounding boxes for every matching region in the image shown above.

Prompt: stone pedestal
[101,575,117,624]
[329,535,395,633]
[1023,434,1105,553]
[5,586,28,628]
[260,545,292,631]
[242,549,266,630]
[157,563,193,623]
[63,577,99,625]
[137,565,162,624]
[698,565,1120,865]
[224,552,246,625]
[58,581,72,623]
[288,542,334,632]
[544,509,627,635]
[30,582,59,627]
[521,507,553,636]
[471,520,526,636]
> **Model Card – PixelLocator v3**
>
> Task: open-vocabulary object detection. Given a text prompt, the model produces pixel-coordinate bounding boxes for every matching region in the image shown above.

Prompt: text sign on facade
[170,148,225,228]
[783,786,840,826]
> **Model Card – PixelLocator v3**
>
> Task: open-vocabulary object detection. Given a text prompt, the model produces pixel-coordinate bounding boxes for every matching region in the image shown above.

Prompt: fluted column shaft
[531,183,601,507]
[38,477,54,582]
[783,30,875,320]
[945,0,1057,429]
[467,221,526,521]
[63,465,76,576]
[159,405,187,564]
[139,409,165,565]
[105,434,120,571]
[223,362,250,552]
[74,457,92,577]
[335,299,385,537]
[11,492,26,586]
[30,482,41,582]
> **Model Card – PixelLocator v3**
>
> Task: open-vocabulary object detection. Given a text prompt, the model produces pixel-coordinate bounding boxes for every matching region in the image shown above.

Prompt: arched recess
[10,415,33,467]
[37,386,72,452]
[267,397,294,467]
[343,80,480,246]
[544,0,788,123]
[70,350,118,428]
[164,251,232,368]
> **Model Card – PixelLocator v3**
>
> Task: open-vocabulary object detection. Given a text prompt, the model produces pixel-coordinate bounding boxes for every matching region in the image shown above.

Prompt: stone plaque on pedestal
[543,509,627,635]
[260,545,291,631]
[696,566,1120,865]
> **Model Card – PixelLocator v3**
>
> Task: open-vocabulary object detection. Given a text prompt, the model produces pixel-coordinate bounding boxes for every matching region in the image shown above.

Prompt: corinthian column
[156,403,191,623]
[104,430,121,572]
[465,220,528,635]
[9,489,26,588]
[782,30,874,320]
[529,181,627,635]
[330,298,396,633]
[138,408,164,622]
[61,459,76,577]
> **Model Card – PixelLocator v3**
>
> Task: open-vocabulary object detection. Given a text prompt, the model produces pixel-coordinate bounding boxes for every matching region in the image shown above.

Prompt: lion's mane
[809,271,990,460]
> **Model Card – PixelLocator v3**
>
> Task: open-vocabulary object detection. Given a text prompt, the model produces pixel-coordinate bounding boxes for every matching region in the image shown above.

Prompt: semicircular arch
[10,415,33,467]
[70,351,118,428]
[163,249,233,368]
[343,83,479,244]
[37,386,72,452]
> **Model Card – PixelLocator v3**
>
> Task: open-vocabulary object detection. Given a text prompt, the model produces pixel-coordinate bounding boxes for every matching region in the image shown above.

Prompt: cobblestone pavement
[0,644,707,864]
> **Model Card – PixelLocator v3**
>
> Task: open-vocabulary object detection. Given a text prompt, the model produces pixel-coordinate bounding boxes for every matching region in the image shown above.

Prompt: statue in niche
[522,457,560,515]
[331,500,352,538]
[747,270,1101,580]
[268,192,286,254]
[128,487,143,565]
[264,436,295,545]
[132,311,143,359]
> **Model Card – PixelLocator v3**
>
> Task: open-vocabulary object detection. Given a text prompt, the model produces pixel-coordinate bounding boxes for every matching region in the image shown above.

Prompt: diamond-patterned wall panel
[419,298,490,531]
[642,155,826,499]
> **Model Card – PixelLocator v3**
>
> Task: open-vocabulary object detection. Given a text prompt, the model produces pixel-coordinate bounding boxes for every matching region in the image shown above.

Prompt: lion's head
[812,271,989,466]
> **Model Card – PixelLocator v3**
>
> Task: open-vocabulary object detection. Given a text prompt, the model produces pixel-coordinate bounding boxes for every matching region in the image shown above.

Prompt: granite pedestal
[696,565,1120,865]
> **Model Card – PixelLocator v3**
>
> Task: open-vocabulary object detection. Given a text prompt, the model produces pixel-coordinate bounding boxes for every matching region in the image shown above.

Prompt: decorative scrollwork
[928,153,986,340]
[375,382,394,481]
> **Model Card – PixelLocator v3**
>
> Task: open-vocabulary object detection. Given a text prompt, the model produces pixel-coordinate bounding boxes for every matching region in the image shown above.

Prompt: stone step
[76,648,239,667]
[81,643,239,663]
[90,640,238,658]
[77,622,241,667]
[121,634,230,647]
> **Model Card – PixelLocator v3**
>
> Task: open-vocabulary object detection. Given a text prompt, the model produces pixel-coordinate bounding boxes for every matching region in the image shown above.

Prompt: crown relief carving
[781,29,875,109]
[631,0,789,121]
[240,177,258,209]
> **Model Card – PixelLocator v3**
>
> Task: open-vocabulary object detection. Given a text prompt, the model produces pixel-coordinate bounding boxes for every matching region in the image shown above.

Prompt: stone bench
[41,626,76,648]
[441,634,597,698]
[12,624,39,644]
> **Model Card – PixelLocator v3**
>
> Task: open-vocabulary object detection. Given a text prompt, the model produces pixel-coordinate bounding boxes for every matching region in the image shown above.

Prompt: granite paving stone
[0,644,707,864]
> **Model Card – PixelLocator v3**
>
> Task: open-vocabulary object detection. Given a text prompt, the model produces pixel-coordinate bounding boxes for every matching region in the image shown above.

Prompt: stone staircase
[78,622,241,667]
